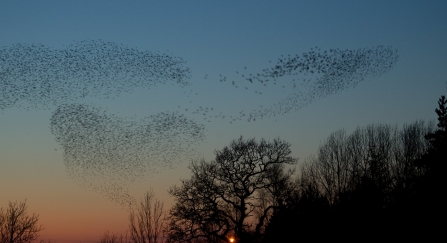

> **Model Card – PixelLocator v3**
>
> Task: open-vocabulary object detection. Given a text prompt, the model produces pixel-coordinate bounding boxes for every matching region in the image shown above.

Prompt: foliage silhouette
[412,95,447,238]
[417,95,447,171]
[263,116,441,242]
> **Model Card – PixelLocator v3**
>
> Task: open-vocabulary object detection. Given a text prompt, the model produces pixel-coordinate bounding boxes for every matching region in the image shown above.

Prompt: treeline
[264,95,447,242]
[97,95,446,243]
[6,96,443,243]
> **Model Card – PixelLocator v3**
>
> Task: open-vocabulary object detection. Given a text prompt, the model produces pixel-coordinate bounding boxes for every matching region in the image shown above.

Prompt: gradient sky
[1,1,446,242]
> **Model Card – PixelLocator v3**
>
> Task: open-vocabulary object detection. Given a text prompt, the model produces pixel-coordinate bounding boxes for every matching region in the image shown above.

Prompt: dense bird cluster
[209,46,398,122]
[1,39,399,206]
[50,104,205,207]
[0,39,191,110]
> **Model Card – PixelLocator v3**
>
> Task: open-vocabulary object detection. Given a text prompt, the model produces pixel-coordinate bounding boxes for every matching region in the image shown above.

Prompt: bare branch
[0,200,44,243]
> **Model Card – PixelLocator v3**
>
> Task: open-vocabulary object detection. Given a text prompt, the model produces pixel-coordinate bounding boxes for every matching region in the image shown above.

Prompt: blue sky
[1,1,446,242]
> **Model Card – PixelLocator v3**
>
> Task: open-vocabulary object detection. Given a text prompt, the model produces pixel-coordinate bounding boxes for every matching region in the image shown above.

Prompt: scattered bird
[208,45,398,122]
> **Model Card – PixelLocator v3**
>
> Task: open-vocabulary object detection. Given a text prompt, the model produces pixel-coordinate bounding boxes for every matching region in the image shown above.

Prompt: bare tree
[167,136,297,242]
[98,231,130,243]
[129,190,165,243]
[299,121,435,210]
[0,200,44,243]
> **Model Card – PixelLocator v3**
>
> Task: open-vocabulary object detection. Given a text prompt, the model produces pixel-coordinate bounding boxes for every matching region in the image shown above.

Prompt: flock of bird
[203,45,399,122]
[0,39,191,110]
[0,40,399,206]
[50,104,205,207]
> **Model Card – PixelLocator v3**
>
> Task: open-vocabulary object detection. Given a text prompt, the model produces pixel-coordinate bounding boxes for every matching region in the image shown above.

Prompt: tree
[167,137,297,243]
[263,120,436,242]
[98,190,166,243]
[418,95,447,172]
[129,190,165,243]
[412,95,447,238]
[0,200,44,243]
[98,231,130,243]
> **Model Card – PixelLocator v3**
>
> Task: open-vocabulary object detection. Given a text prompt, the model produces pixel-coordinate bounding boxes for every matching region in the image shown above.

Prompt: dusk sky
[1,1,446,242]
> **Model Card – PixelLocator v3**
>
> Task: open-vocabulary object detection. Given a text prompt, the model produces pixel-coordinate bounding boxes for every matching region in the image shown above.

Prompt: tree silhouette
[0,200,44,243]
[418,95,447,171]
[412,95,447,239]
[167,137,297,243]
[263,119,436,242]
[99,190,166,243]
[129,190,165,243]
[98,231,130,243]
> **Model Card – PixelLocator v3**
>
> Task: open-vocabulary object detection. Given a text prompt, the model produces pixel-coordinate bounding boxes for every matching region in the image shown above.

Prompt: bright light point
[229,237,235,242]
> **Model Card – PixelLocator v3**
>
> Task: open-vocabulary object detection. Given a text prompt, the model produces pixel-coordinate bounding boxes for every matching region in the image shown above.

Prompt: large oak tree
[167,137,297,243]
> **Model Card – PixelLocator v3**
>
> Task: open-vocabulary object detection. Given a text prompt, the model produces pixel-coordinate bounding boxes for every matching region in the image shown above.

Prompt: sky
[1,1,446,242]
